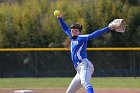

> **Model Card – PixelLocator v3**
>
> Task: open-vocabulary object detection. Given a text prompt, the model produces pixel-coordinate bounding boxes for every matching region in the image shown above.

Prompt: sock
[87,86,94,93]
[84,83,94,93]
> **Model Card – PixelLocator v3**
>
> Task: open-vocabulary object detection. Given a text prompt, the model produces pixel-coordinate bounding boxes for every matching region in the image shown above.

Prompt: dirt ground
[0,88,140,93]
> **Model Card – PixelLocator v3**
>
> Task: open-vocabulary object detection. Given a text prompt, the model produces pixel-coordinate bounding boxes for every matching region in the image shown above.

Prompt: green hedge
[0,0,140,48]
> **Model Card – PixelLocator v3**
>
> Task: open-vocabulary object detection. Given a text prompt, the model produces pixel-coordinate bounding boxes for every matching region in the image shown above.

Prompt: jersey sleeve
[58,18,72,39]
[88,27,109,40]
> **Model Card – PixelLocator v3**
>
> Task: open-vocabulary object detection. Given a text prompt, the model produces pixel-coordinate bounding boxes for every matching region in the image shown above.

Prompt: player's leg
[66,73,81,93]
[80,59,94,93]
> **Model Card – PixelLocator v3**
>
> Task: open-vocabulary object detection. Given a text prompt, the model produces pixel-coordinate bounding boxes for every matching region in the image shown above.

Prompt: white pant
[66,59,94,93]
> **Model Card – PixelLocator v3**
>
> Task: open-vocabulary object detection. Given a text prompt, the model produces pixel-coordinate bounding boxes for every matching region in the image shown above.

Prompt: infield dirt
[0,88,140,93]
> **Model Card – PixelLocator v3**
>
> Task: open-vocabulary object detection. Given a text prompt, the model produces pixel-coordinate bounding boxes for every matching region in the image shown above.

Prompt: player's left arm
[88,27,109,40]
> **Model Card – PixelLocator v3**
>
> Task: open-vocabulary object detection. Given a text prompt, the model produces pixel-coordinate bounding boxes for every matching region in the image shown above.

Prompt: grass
[0,77,140,89]
[93,77,140,88]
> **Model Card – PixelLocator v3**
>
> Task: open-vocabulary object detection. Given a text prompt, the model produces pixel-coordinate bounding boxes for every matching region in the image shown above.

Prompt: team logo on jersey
[72,41,78,45]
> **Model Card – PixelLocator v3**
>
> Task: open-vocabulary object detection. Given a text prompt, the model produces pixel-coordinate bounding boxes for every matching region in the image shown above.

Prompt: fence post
[35,51,38,78]
[133,51,136,79]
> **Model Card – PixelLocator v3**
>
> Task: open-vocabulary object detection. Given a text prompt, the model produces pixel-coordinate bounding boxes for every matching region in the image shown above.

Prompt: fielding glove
[108,19,126,33]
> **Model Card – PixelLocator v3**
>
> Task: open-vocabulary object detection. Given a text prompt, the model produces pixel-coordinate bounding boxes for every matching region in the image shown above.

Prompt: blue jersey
[58,18,109,68]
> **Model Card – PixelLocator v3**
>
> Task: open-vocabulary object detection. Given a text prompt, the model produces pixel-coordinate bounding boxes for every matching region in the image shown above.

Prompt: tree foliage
[0,0,140,48]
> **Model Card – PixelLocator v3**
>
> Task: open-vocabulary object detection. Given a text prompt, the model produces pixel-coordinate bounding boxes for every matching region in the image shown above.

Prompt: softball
[54,10,60,17]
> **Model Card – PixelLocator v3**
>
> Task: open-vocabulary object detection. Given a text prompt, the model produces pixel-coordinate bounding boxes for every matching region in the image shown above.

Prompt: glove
[108,19,126,33]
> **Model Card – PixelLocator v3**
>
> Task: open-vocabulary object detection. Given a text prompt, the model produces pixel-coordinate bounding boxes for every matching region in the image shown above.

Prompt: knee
[81,80,88,86]
[81,80,92,88]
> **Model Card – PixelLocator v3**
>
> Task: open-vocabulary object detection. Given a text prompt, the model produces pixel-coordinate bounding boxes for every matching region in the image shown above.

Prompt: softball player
[57,13,111,93]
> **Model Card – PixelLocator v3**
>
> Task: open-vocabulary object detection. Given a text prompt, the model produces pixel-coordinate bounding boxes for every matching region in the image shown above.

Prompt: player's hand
[57,12,62,18]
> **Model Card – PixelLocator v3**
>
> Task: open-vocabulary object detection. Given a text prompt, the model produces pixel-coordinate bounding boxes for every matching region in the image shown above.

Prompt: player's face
[71,29,80,36]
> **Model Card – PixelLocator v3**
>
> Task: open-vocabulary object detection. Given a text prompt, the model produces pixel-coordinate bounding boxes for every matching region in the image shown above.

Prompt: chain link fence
[0,48,140,77]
